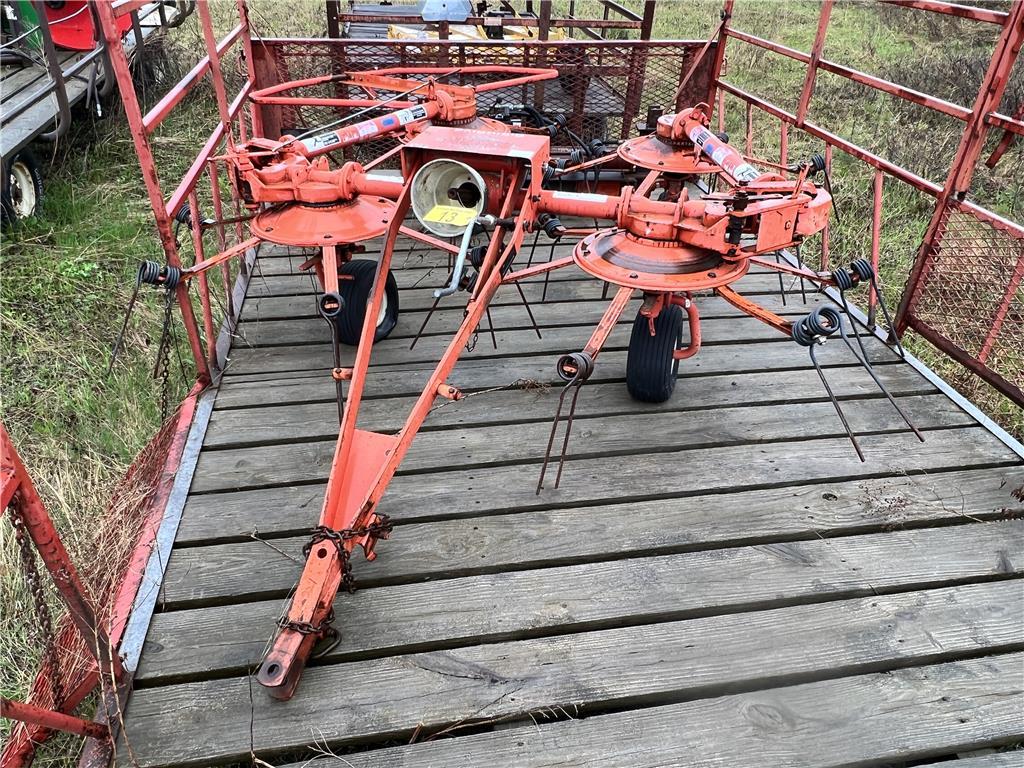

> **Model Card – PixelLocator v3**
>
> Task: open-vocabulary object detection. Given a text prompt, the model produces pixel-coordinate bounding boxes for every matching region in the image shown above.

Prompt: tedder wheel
[336,258,399,345]
[626,304,683,403]
[1,149,43,225]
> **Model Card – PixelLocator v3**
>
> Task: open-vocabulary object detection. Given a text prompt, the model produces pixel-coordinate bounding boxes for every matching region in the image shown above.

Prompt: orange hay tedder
[201,64,899,698]
[5,0,1024,761]
[103,0,1018,702]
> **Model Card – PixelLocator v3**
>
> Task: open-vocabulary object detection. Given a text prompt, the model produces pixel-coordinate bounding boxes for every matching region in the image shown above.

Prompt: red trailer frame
[5,0,1021,759]
[709,0,1024,403]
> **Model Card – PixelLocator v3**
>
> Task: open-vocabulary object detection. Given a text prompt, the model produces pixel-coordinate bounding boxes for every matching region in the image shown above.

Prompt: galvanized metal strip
[117,387,216,674]
[119,238,259,670]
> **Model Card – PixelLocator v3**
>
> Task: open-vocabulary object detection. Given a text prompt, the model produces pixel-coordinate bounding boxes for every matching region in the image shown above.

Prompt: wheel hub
[9,161,37,219]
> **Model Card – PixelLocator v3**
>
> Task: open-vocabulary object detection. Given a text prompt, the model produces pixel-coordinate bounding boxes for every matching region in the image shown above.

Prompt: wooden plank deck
[120,237,1024,767]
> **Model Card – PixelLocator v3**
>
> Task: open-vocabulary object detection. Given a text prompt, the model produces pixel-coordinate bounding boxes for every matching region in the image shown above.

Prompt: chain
[301,514,393,594]
[278,516,395,650]
[9,501,63,710]
[156,290,174,421]
[277,607,335,636]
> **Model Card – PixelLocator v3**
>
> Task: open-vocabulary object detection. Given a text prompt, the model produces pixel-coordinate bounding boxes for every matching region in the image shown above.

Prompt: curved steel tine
[542,240,557,303]
[485,307,498,349]
[537,381,575,494]
[515,280,543,339]
[870,274,906,358]
[525,229,542,268]
[809,342,865,462]
[835,311,924,442]
[553,382,585,489]
[774,251,788,307]
[410,295,442,350]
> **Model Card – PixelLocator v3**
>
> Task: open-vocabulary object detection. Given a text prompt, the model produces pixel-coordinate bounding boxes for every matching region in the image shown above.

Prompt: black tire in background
[625,304,684,403]
[1,149,44,226]
[335,258,400,345]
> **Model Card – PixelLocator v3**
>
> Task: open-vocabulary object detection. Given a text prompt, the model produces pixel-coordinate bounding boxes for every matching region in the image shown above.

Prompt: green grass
[0,0,1021,761]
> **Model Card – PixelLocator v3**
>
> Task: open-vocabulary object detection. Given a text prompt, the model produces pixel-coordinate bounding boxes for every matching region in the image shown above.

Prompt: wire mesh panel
[905,200,1024,400]
[254,38,712,164]
[1,408,182,763]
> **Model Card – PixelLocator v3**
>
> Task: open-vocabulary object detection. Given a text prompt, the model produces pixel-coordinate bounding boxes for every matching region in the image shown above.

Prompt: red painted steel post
[705,0,734,109]
[869,169,883,325]
[795,0,833,127]
[821,144,832,269]
[895,1,1024,333]
[93,0,211,382]
[208,166,235,317]
[1,698,108,741]
[236,0,263,136]
[196,1,235,144]
[744,101,753,156]
[1,426,125,686]
[188,191,219,375]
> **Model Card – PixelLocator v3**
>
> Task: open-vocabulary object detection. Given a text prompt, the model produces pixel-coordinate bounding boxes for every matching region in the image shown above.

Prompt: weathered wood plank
[125,587,1024,767]
[242,270,812,300]
[231,313,826,360]
[278,653,1024,768]
[139,521,1024,683]
[214,340,899,407]
[189,394,968,493]
[175,428,1019,544]
[222,321,896,377]
[241,284,823,322]
[203,364,935,449]
[915,756,1024,768]
[237,294,821,346]
[160,466,1022,609]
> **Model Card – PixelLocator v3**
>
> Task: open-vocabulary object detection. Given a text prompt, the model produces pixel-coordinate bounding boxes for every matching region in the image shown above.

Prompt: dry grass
[0,1,1021,763]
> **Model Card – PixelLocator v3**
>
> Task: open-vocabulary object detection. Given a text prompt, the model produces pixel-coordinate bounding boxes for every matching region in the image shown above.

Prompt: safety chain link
[277,516,395,649]
[301,514,394,595]
[8,499,63,710]
[277,607,336,636]
[156,290,175,421]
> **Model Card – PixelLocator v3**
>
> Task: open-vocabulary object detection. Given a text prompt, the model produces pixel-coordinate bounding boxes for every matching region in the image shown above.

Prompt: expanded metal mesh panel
[907,200,1024,394]
[259,39,710,165]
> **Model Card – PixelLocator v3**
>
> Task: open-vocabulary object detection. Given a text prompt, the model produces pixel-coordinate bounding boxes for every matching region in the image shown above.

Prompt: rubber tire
[626,304,683,403]
[336,258,400,345]
[1,149,43,226]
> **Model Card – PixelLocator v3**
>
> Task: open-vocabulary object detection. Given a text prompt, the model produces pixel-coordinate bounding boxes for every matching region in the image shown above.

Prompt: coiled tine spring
[793,307,865,462]
[833,261,922,441]
[537,352,594,493]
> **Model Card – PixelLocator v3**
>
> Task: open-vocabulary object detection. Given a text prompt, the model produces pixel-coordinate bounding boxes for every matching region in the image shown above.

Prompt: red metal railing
[94,0,260,385]
[710,0,1024,404]
[0,388,201,767]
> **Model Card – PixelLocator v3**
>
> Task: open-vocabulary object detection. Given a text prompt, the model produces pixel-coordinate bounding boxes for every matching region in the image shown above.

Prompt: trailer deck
[117,238,1024,767]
